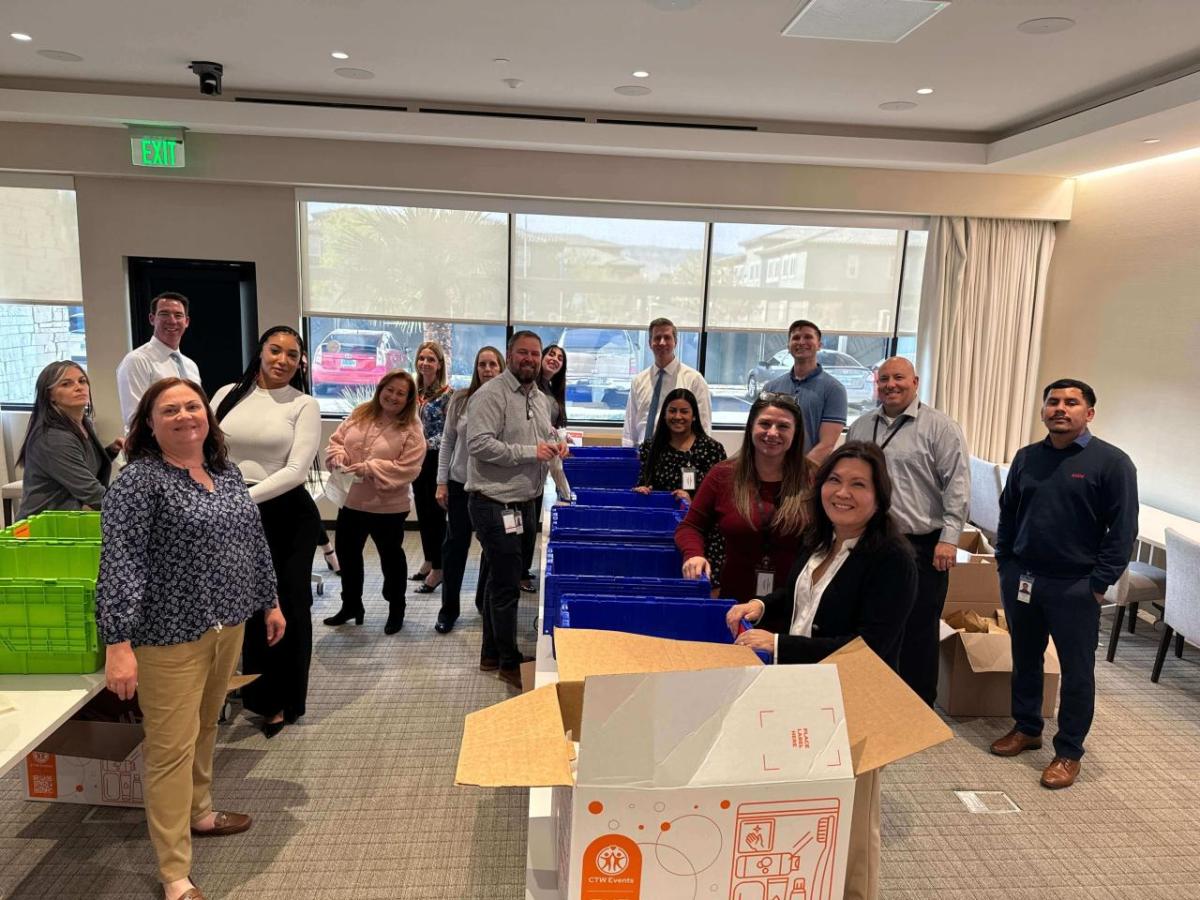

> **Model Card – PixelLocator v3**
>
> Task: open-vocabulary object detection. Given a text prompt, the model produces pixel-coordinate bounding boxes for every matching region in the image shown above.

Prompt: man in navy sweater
[989,379,1138,789]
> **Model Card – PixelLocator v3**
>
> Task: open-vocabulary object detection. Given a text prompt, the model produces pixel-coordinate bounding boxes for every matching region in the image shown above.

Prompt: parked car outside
[745,348,875,409]
[311,329,408,395]
[556,327,641,418]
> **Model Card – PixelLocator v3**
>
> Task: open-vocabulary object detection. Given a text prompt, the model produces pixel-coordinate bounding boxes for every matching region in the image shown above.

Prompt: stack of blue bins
[545,445,738,652]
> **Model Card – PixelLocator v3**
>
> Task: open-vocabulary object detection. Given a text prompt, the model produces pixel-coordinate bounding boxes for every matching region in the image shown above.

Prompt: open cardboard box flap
[457,631,952,787]
[821,638,953,775]
[956,631,1062,676]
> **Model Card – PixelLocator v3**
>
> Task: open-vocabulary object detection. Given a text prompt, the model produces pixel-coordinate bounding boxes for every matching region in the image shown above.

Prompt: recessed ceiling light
[330,51,349,60]
[10,32,32,42]
[916,87,934,95]
[1017,17,1075,34]
[879,100,917,111]
[632,70,650,78]
[615,84,651,96]
[37,49,83,62]
[1143,138,1161,145]
[334,67,374,80]
[502,77,523,89]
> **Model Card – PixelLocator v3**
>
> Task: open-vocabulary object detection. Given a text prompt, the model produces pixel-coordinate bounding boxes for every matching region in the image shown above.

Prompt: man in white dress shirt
[621,317,712,447]
[115,292,202,427]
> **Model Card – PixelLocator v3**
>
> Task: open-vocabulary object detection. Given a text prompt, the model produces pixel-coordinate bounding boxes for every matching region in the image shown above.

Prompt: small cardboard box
[937,623,1060,718]
[456,629,952,900]
[945,548,1003,620]
[23,673,257,807]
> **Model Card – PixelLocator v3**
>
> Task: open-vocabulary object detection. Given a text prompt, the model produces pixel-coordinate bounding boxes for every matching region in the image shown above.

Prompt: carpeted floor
[0,534,1198,899]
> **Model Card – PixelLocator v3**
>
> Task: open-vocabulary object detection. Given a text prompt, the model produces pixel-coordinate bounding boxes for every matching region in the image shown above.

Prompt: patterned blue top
[419,387,453,452]
[96,457,278,647]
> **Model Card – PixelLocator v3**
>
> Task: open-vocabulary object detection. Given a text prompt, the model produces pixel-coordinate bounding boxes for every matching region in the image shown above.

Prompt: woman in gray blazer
[17,360,123,519]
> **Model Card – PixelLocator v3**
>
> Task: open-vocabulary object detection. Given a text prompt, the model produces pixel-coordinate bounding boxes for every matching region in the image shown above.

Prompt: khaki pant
[844,767,883,900]
[134,623,244,882]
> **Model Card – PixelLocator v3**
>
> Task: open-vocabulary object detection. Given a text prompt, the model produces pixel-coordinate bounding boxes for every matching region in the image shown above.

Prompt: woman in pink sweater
[322,370,426,634]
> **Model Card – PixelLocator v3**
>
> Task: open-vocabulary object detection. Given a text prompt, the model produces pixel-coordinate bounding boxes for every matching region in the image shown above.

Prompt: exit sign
[131,136,185,168]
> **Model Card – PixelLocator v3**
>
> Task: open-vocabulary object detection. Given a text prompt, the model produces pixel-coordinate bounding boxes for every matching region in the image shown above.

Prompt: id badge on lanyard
[755,559,775,596]
[1018,573,1034,604]
[680,467,696,491]
[502,508,523,535]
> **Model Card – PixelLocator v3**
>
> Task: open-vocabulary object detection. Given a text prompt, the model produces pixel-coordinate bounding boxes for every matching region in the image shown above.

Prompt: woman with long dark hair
[520,344,571,592]
[322,370,425,634]
[17,360,122,518]
[675,394,812,601]
[726,441,917,900]
[634,387,726,500]
[97,377,283,900]
[212,325,321,738]
[410,341,453,593]
[434,346,504,633]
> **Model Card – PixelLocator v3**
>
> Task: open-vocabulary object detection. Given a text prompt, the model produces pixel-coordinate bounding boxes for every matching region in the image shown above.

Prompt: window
[0,185,85,406]
[306,316,505,415]
[704,223,922,428]
[516,324,699,426]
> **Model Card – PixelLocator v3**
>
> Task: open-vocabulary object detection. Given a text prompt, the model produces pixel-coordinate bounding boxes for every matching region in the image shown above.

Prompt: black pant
[520,493,544,576]
[1000,561,1101,760]
[243,485,319,721]
[411,448,445,569]
[335,506,409,612]
[468,493,536,670]
[898,530,950,707]
[439,480,474,624]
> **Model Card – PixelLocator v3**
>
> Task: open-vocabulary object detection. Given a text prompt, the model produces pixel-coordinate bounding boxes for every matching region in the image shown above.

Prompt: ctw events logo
[596,844,630,875]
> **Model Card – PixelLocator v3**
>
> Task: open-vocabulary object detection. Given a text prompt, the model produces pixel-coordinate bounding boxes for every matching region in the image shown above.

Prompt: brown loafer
[990,728,1043,757]
[1040,756,1081,789]
[178,888,207,900]
[191,810,252,837]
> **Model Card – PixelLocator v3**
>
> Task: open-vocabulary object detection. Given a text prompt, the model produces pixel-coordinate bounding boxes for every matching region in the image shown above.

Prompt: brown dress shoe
[990,728,1043,757]
[177,888,207,900]
[191,810,252,837]
[1040,757,1081,789]
[479,657,500,672]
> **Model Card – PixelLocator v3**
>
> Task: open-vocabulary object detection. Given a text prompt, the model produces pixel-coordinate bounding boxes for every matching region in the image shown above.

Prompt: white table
[1138,503,1200,551]
[0,672,106,779]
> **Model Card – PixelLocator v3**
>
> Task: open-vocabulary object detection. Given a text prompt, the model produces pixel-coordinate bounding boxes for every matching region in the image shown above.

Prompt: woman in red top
[675,394,812,601]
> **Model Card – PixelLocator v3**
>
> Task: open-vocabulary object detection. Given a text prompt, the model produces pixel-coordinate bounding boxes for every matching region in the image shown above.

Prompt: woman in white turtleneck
[212,326,321,739]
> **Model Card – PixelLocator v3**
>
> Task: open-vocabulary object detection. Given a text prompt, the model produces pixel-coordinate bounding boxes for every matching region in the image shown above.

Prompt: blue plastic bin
[550,506,682,545]
[566,446,638,459]
[561,458,641,489]
[542,541,707,634]
[572,488,683,510]
[558,594,734,643]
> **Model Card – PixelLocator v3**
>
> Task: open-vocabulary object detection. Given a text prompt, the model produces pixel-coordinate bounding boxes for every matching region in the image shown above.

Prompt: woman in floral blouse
[635,388,728,585]
[410,341,453,593]
[97,377,283,900]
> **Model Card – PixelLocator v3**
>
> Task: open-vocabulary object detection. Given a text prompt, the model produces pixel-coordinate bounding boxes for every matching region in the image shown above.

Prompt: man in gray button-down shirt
[465,331,566,684]
[847,356,970,706]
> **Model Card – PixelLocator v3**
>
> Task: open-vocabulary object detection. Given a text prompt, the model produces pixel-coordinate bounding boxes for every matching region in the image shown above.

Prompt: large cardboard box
[937,623,1060,718]
[457,629,951,900]
[23,673,257,807]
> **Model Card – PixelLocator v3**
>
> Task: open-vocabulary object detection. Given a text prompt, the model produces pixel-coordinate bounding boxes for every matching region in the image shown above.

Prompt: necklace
[162,452,205,471]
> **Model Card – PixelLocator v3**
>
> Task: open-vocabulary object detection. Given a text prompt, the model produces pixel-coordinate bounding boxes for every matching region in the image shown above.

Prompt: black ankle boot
[384,602,405,635]
[323,603,364,626]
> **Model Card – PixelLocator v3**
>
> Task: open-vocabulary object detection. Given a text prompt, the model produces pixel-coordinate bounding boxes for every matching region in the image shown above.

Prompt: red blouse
[674,460,802,603]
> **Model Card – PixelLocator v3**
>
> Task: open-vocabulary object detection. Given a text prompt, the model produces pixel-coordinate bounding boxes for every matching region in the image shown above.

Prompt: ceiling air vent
[782,0,950,43]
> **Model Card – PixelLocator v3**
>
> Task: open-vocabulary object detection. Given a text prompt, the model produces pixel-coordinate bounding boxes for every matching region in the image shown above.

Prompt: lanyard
[873,408,915,450]
[755,486,778,558]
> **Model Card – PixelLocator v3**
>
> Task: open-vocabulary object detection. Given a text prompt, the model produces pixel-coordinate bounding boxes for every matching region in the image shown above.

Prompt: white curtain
[916,217,1056,463]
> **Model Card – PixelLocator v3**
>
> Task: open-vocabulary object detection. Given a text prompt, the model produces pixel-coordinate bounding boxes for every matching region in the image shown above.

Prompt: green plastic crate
[0,578,104,674]
[0,511,102,542]
[0,540,101,580]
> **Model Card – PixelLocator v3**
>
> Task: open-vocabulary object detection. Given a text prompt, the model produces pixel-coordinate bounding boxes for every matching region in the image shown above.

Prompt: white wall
[1038,154,1200,520]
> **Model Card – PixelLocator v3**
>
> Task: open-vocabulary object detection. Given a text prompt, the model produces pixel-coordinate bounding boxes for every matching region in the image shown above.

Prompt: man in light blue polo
[762,319,846,464]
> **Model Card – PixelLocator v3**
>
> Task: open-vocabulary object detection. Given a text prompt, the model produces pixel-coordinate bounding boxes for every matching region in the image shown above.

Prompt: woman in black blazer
[726,440,916,667]
[725,440,916,900]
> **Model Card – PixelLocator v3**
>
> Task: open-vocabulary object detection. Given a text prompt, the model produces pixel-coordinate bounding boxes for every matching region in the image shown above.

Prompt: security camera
[189,61,224,96]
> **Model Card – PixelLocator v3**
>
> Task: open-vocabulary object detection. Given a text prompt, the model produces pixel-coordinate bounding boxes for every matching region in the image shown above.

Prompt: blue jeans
[1000,561,1101,760]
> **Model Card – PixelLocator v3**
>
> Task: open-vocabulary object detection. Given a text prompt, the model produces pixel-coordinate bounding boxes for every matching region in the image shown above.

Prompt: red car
[312,329,408,394]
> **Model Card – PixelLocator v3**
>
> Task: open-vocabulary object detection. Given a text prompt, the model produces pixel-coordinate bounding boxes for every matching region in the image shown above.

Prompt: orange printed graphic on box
[26,752,58,799]
[581,833,642,899]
